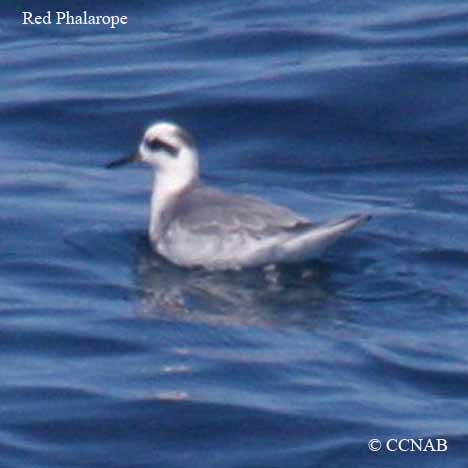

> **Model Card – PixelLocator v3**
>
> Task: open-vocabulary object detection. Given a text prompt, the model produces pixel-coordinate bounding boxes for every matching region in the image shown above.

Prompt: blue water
[1,1,468,467]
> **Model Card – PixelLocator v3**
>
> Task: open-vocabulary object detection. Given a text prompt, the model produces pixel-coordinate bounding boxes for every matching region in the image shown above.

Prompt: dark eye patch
[145,137,178,157]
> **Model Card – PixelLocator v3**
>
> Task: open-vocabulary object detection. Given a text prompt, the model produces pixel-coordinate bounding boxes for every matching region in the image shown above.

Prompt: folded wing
[174,185,312,237]
[159,184,369,269]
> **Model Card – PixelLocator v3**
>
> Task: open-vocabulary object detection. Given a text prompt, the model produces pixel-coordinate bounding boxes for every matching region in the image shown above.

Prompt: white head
[107,121,199,191]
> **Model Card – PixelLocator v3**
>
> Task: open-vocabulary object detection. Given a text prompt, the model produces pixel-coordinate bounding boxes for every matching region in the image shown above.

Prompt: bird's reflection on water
[134,241,337,328]
[65,227,364,329]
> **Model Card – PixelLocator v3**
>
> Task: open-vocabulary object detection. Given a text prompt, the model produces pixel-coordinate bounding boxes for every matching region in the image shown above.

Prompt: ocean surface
[1,1,468,467]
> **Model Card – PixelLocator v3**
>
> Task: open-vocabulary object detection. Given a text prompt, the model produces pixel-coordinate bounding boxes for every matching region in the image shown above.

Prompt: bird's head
[107,121,199,183]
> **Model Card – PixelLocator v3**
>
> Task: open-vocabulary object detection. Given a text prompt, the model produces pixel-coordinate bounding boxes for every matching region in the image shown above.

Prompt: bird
[107,121,370,270]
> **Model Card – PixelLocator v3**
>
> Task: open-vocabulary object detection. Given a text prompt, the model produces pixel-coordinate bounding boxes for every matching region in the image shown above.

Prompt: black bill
[106,151,141,169]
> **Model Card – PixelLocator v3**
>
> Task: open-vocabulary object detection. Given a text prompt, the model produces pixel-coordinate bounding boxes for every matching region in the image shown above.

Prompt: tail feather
[280,213,370,262]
